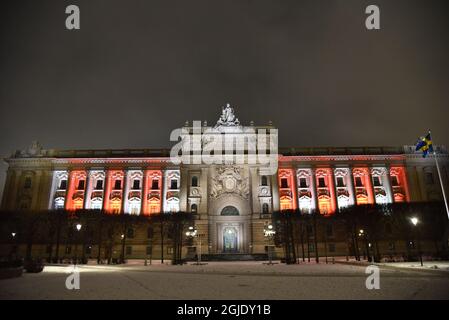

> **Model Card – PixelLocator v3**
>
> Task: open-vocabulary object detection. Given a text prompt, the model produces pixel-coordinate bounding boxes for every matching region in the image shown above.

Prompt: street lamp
[186,226,203,265]
[410,216,423,266]
[263,223,276,265]
[74,223,82,264]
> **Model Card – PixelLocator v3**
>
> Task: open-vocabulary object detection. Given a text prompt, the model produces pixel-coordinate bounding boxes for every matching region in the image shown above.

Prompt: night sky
[1,0,448,197]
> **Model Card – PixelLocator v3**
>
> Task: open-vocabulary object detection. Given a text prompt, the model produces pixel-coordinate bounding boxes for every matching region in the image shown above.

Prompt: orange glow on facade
[103,170,124,214]
[142,170,162,215]
[65,170,87,211]
[390,166,410,202]
[278,169,297,211]
[315,168,336,215]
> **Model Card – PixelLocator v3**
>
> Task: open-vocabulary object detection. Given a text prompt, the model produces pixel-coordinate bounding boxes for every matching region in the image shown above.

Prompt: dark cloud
[1,0,448,196]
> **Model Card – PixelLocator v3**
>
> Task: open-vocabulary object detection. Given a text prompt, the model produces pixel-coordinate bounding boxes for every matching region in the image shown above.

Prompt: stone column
[329,167,338,213]
[102,170,111,212]
[291,168,298,210]
[30,171,42,210]
[416,167,428,201]
[121,170,129,214]
[199,167,208,215]
[141,170,148,215]
[250,167,259,213]
[365,167,375,204]
[347,167,356,206]
[384,166,394,203]
[310,168,319,212]
[83,170,92,210]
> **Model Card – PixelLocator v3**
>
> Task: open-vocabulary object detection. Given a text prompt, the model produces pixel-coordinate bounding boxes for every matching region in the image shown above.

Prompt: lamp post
[120,233,125,264]
[358,229,372,262]
[264,223,276,265]
[410,217,423,267]
[10,232,17,260]
[186,226,202,265]
[74,223,82,265]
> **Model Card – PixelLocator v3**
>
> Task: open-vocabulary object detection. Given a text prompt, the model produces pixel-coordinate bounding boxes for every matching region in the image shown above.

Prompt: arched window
[191,203,198,213]
[191,176,198,187]
[261,176,268,186]
[221,206,239,216]
[262,203,269,214]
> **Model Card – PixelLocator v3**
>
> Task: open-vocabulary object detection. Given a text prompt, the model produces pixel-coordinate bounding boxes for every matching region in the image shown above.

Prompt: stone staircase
[193,253,269,261]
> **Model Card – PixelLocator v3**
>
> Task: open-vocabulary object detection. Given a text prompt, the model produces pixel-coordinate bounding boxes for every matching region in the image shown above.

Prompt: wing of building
[1,107,448,259]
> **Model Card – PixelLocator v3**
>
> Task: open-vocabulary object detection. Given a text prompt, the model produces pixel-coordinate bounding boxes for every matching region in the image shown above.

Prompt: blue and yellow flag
[415,132,433,157]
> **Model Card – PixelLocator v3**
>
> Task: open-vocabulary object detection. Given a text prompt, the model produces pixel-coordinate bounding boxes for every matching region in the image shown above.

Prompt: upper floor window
[59,179,67,190]
[261,176,268,186]
[95,180,103,190]
[318,177,326,188]
[151,179,159,190]
[280,178,288,188]
[191,176,198,187]
[114,180,122,190]
[299,177,307,188]
[391,176,399,186]
[425,172,434,185]
[77,180,85,190]
[170,179,178,190]
[132,179,140,190]
[262,203,269,214]
[372,176,381,187]
[24,177,32,189]
[126,228,134,239]
[191,203,198,213]
[336,177,344,187]
[355,177,363,187]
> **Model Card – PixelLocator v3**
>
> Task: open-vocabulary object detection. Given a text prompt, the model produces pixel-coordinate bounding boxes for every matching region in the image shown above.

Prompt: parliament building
[1,106,449,261]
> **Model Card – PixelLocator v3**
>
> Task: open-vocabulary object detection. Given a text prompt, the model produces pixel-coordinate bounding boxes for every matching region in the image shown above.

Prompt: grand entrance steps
[198,253,269,261]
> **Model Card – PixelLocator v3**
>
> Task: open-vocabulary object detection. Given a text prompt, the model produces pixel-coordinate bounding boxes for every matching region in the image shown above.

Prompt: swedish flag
[415,132,433,157]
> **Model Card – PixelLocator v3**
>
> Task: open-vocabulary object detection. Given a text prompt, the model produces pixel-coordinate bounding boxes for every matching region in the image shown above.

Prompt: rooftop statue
[215,103,240,127]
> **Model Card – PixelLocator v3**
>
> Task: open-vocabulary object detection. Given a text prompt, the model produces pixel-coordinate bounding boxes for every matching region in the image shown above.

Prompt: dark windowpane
[24,177,32,189]
[59,179,67,190]
[261,176,268,186]
[170,179,178,189]
[127,228,134,239]
[318,177,326,188]
[355,177,363,187]
[299,177,307,188]
[425,172,434,185]
[191,176,198,187]
[114,180,122,190]
[373,176,381,187]
[151,179,159,189]
[280,178,288,188]
[77,180,85,190]
[132,179,140,190]
[191,203,198,213]
[262,203,269,214]
[336,177,344,187]
[391,176,399,186]
[95,180,103,190]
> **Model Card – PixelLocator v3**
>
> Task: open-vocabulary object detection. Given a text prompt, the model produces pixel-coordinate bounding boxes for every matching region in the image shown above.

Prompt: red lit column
[141,170,149,215]
[365,168,375,204]
[103,170,113,214]
[291,168,298,210]
[65,170,76,210]
[400,167,411,202]
[310,168,318,212]
[328,168,338,214]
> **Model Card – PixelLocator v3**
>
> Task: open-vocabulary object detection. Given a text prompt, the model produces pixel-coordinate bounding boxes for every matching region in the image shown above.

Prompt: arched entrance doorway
[223,227,238,253]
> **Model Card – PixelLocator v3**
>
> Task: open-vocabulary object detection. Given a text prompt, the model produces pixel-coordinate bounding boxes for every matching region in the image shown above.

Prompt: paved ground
[1,261,449,299]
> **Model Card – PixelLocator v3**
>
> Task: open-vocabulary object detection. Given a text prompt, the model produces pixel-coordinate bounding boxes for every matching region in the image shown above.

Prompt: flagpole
[430,131,449,220]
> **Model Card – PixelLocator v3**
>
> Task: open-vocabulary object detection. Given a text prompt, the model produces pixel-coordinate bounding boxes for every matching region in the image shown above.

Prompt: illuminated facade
[1,109,449,259]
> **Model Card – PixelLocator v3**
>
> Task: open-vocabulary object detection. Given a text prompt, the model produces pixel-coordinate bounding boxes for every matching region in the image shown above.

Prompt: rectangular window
[65,246,72,254]
[372,176,381,187]
[95,180,103,190]
[299,178,307,188]
[328,243,336,253]
[391,176,399,186]
[59,179,67,190]
[126,246,132,255]
[151,179,159,189]
[132,179,140,190]
[425,172,434,185]
[336,177,344,187]
[167,247,174,254]
[77,180,85,190]
[127,228,134,239]
[170,179,178,189]
[24,177,32,189]
[114,180,122,190]
[280,178,289,188]
[318,177,326,188]
[85,246,92,255]
[355,177,363,187]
